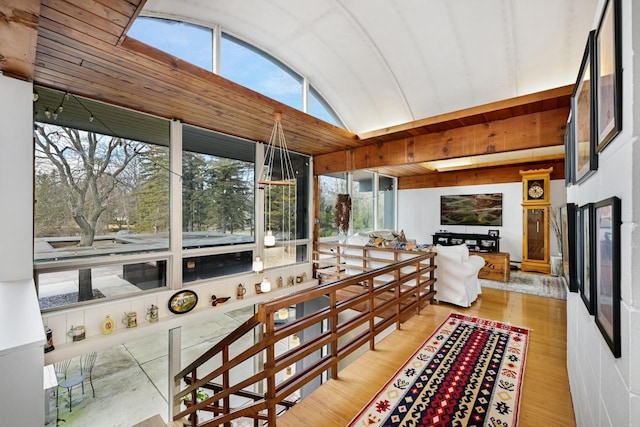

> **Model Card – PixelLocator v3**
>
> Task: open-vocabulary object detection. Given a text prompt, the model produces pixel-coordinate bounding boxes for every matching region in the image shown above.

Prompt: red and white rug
[348,313,530,427]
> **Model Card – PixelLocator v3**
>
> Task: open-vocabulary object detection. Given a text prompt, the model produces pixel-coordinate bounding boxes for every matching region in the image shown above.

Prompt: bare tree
[34,124,144,300]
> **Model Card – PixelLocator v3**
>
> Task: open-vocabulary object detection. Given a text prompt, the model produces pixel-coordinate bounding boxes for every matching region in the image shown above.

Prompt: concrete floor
[46,306,260,426]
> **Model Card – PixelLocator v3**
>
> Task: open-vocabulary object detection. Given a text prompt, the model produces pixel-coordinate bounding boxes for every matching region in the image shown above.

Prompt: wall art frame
[572,31,598,184]
[595,0,622,152]
[440,193,503,226]
[564,110,574,186]
[560,203,578,292]
[579,203,595,314]
[593,196,621,358]
[168,289,198,314]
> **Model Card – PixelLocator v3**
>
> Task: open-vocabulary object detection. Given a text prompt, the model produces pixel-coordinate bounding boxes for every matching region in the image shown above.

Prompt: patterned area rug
[480,271,567,300]
[348,313,529,427]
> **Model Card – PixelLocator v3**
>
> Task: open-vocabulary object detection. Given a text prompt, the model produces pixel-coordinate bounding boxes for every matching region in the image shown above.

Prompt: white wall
[566,0,640,425]
[0,75,45,427]
[398,180,566,263]
[0,74,33,280]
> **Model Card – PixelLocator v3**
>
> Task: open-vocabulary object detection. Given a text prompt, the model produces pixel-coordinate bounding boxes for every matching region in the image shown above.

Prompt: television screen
[440,193,503,226]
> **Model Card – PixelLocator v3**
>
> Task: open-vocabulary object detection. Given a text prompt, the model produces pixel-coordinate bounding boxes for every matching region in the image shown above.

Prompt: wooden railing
[173,246,436,426]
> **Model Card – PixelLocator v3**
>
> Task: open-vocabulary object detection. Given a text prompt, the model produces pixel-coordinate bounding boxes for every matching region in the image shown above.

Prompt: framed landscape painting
[579,203,595,314]
[573,31,598,184]
[593,196,621,357]
[561,203,578,292]
[595,0,622,152]
[440,193,502,226]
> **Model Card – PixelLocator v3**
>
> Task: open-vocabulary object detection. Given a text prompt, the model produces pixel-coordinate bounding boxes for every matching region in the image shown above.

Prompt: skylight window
[128,16,345,129]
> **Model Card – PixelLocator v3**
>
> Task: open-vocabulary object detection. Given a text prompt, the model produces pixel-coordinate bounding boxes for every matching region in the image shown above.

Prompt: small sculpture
[237,284,246,299]
[146,304,159,323]
[101,315,115,335]
[122,311,137,328]
[211,295,231,306]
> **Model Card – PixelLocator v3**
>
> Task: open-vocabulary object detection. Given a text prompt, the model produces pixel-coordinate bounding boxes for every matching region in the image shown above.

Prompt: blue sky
[128,17,339,126]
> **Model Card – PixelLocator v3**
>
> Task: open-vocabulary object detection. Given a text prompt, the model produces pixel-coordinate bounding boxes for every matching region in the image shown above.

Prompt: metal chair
[54,352,97,412]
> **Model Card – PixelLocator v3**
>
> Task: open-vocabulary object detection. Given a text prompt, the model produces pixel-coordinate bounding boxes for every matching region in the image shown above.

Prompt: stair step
[132,414,169,427]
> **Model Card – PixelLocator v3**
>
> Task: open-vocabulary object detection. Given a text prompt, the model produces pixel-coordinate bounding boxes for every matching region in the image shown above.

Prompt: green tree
[207,158,253,233]
[182,152,209,232]
[135,147,170,233]
[34,124,145,301]
[34,171,75,236]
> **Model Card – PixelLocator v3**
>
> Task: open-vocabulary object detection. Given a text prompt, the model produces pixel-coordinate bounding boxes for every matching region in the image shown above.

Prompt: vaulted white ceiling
[141,0,598,134]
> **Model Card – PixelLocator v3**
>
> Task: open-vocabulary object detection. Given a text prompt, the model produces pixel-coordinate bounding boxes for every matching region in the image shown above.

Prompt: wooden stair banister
[173,247,436,426]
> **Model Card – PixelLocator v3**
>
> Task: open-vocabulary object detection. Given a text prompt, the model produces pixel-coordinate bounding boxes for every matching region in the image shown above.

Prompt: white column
[168,327,182,422]
[170,120,183,288]
[0,74,33,281]
[0,74,45,427]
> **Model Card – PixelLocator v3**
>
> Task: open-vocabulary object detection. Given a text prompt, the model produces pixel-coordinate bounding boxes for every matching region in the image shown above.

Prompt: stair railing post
[264,310,277,425]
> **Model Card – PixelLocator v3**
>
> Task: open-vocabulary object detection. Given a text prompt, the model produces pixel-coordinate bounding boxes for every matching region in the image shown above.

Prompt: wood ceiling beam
[398,159,565,189]
[0,0,41,80]
[314,107,569,176]
[358,85,573,142]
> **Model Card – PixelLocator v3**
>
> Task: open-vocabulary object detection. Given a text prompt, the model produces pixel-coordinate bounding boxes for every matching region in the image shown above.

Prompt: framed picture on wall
[595,0,622,152]
[564,110,574,186]
[560,203,578,292]
[573,31,598,184]
[579,203,595,314]
[593,196,621,357]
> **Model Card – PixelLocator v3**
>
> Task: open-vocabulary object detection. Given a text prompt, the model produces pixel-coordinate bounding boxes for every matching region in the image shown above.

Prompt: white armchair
[433,244,485,307]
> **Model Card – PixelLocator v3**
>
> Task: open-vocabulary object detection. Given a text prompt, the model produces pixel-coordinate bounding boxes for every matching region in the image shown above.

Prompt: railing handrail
[173,244,436,426]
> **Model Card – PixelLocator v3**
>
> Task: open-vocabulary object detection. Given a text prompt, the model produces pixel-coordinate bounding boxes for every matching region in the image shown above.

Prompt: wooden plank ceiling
[1,0,571,185]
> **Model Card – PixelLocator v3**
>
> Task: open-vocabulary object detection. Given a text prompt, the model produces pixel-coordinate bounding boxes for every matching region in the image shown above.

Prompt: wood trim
[117,0,147,45]
[315,108,569,176]
[398,159,564,189]
[358,84,573,141]
[0,0,41,80]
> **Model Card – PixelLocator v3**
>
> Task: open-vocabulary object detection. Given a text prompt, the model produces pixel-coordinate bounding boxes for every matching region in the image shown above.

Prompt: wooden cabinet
[520,168,552,274]
[477,252,511,282]
[432,232,500,253]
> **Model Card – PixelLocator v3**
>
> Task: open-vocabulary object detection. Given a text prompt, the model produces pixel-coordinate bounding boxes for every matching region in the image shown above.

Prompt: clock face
[528,182,544,199]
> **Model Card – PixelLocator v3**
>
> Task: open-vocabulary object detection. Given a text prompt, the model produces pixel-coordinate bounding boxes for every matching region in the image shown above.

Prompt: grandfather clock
[520,168,552,274]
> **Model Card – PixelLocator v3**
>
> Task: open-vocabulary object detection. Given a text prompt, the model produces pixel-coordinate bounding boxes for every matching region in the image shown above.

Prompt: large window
[377,175,397,230]
[263,150,310,269]
[33,88,313,311]
[318,173,348,238]
[33,87,171,310]
[128,16,344,128]
[128,17,213,71]
[309,85,342,128]
[351,171,375,234]
[182,125,255,249]
[318,171,396,238]
[221,34,302,110]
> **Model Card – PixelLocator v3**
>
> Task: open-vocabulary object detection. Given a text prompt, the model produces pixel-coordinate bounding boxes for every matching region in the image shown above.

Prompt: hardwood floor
[277,287,574,426]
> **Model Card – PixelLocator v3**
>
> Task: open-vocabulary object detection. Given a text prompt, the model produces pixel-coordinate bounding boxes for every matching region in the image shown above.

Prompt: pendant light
[252,256,264,273]
[258,112,296,249]
[260,277,271,293]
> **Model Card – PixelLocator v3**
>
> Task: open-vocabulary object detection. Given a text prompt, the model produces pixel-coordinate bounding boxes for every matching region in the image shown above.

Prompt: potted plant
[181,388,210,425]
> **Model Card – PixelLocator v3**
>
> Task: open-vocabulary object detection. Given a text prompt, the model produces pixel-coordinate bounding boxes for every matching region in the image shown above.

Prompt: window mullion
[170,119,183,289]
[213,25,221,74]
